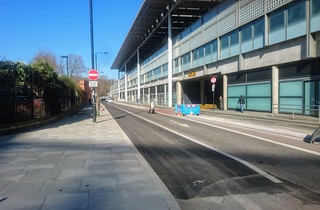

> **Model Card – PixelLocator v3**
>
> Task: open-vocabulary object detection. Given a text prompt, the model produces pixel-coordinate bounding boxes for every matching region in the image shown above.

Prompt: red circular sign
[211,77,216,84]
[88,69,99,80]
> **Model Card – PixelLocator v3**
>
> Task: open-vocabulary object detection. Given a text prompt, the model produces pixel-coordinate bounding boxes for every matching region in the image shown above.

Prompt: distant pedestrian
[237,95,245,113]
[148,100,155,114]
[219,96,223,110]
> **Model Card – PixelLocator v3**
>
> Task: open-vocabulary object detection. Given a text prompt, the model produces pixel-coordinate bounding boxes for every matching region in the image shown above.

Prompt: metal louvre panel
[218,13,237,36]
[191,33,202,49]
[203,23,218,43]
[181,40,191,55]
[173,46,181,58]
[218,0,236,36]
[203,7,218,26]
[159,52,167,65]
[266,0,292,12]
[240,0,265,26]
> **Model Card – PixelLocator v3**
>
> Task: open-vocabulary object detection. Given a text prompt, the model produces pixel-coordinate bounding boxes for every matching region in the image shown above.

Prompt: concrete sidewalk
[0,106,180,210]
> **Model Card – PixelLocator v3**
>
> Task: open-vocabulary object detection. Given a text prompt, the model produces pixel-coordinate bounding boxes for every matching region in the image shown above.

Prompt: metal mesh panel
[240,0,265,25]
[267,0,292,12]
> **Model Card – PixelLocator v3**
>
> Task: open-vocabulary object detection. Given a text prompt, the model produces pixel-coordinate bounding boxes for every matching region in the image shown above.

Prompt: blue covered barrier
[175,104,200,116]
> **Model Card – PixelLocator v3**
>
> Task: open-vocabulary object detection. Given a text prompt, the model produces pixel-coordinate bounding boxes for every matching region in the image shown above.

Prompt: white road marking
[115,106,282,184]
[169,120,190,127]
[183,116,320,157]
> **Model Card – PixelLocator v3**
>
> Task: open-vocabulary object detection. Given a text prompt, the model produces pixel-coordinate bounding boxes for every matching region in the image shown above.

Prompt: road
[103,102,320,210]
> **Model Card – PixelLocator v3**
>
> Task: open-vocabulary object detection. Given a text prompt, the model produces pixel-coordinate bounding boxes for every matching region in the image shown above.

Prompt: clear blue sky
[0,0,143,79]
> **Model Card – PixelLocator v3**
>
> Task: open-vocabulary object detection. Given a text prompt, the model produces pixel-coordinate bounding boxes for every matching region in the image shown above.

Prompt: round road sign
[88,69,99,80]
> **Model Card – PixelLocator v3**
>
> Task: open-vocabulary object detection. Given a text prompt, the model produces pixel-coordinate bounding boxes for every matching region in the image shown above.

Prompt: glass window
[311,0,320,32]
[212,40,218,62]
[241,24,253,53]
[220,35,229,59]
[287,1,306,40]
[181,53,191,71]
[162,63,168,77]
[205,42,212,64]
[269,9,285,45]
[230,30,239,56]
[191,19,202,32]
[280,81,303,97]
[174,58,180,74]
[198,46,204,66]
[253,18,264,49]
[192,48,199,67]
[247,83,271,97]
[228,85,246,97]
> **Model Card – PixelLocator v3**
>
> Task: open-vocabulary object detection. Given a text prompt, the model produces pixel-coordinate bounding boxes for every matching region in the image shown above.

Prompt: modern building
[110,0,320,116]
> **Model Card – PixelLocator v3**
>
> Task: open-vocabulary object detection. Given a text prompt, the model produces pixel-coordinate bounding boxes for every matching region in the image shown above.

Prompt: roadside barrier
[175,104,200,116]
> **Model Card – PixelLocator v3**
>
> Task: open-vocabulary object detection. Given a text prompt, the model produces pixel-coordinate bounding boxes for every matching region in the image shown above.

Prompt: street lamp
[95,52,108,71]
[61,56,69,76]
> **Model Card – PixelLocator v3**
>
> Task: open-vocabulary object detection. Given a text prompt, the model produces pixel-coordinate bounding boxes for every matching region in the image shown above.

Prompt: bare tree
[32,49,58,70]
[58,54,86,77]
[67,54,86,77]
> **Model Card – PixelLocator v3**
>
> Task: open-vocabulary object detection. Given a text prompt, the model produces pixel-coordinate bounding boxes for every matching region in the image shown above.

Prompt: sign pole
[211,77,216,111]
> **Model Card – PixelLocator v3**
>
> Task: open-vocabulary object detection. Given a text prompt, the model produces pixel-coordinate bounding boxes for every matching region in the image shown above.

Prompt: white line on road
[115,106,282,184]
[169,120,190,127]
[183,116,320,157]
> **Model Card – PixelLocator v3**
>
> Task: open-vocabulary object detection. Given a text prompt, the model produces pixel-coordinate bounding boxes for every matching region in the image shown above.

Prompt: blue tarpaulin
[175,104,200,116]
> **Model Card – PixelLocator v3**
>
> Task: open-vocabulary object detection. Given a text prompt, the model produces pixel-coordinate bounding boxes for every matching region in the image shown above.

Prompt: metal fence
[0,69,82,125]
[272,104,319,122]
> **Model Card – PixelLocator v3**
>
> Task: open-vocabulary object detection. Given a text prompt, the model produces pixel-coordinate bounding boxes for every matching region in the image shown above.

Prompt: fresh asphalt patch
[106,104,284,200]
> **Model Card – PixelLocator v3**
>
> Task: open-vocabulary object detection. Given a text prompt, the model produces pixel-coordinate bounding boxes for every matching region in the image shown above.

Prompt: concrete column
[142,88,145,104]
[168,11,173,107]
[148,87,150,103]
[272,66,279,114]
[176,81,182,105]
[137,50,141,100]
[223,75,228,110]
[125,64,128,102]
[306,0,316,57]
[155,85,158,105]
[164,84,167,106]
[117,80,120,102]
[200,80,205,104]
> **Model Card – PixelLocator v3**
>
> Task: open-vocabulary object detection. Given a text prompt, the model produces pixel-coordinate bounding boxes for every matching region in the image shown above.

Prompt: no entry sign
[88,69,99,80]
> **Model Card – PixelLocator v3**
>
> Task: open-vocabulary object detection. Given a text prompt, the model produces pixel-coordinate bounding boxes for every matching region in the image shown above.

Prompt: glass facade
[269,1,307,45]
[269,8,285,45]
[182,53,191,71]
[228,83,271,112]
[115,0,320,112]
[311,0,320,33]
[279,81,303,114]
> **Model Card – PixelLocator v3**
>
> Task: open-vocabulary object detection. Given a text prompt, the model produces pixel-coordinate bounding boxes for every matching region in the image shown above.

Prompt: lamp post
[61,56,69,76]
[95,52,108,72]
[89,0,98,123]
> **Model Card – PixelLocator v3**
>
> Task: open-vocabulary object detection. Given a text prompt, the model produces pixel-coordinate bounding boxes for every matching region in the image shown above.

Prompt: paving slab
[0,106,180,210]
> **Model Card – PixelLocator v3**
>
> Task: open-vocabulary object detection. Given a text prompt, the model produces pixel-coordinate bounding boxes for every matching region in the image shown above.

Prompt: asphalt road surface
[104,102,320,210]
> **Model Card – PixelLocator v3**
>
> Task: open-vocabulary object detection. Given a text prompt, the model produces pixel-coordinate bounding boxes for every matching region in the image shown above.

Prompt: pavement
[0,105,181,210]
[0,103,319,210]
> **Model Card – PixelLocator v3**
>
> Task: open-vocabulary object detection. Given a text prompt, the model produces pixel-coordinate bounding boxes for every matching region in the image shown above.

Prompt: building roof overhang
[111,0,222,71]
